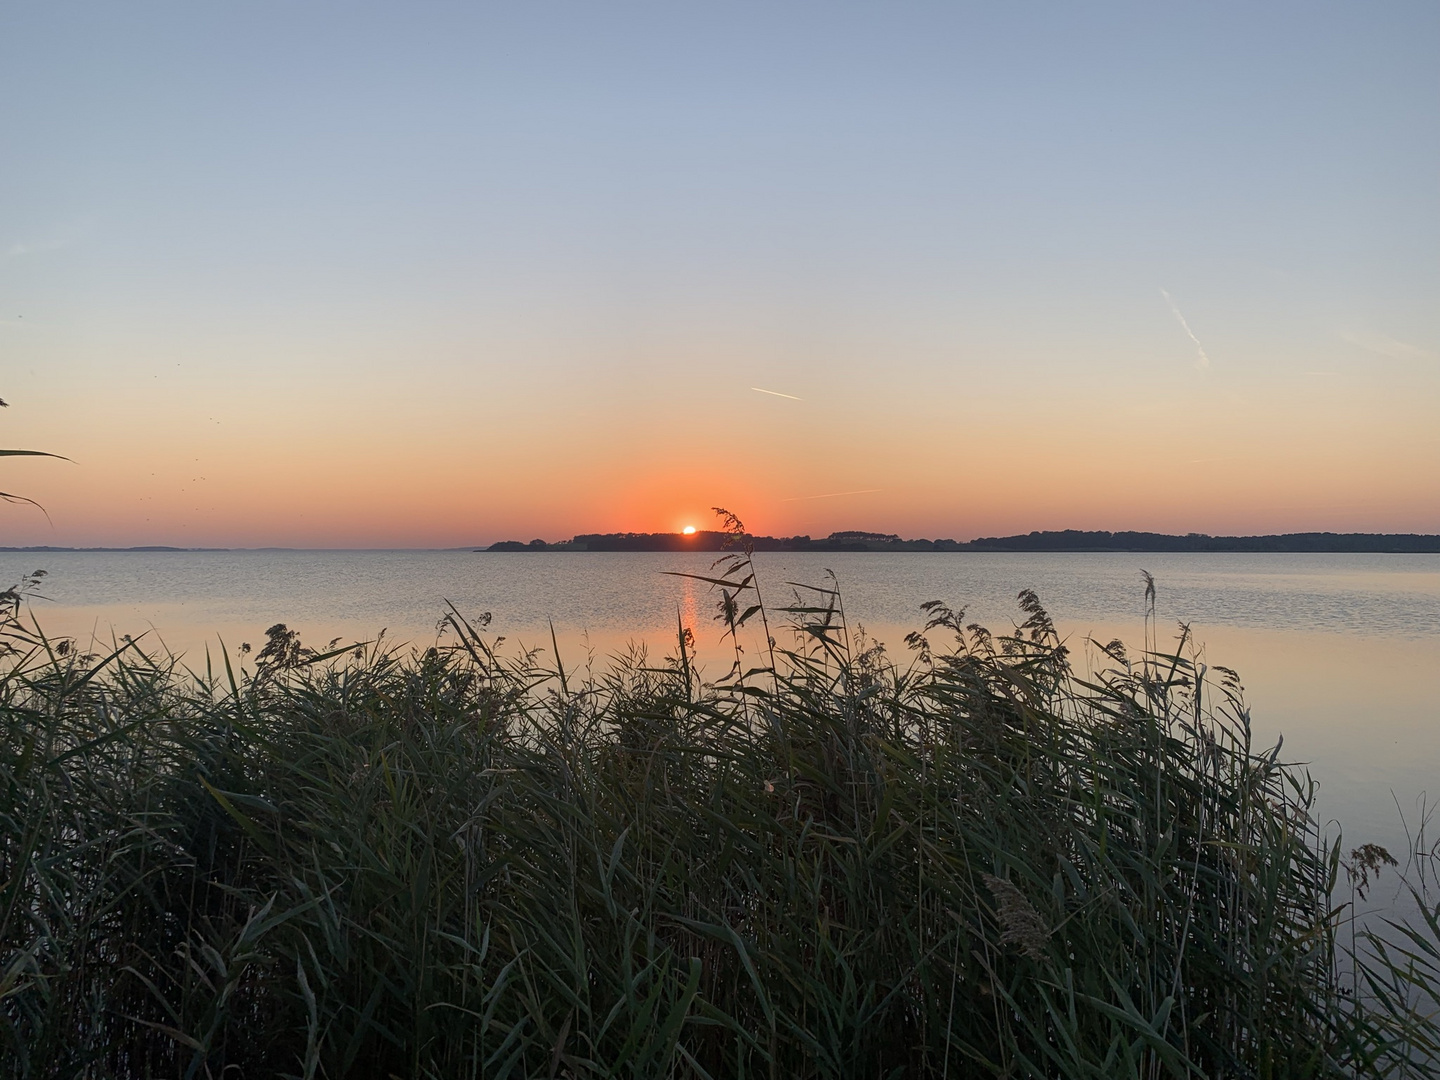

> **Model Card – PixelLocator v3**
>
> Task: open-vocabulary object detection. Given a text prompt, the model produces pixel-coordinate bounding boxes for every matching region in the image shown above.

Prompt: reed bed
[1,543,1436,1078]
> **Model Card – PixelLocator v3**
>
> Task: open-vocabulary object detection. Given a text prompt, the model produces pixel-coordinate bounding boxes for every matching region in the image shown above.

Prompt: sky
[2,1,1437,547]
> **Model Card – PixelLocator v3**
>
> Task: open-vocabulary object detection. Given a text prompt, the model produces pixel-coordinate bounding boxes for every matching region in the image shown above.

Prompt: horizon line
[7,526,1440,555]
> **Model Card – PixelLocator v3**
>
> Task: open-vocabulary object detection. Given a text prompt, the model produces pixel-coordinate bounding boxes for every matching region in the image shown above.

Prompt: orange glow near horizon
[1,306,1432,549]
[3,399,1439,549]
[6,348,1430,550]
[1,359,1439,548]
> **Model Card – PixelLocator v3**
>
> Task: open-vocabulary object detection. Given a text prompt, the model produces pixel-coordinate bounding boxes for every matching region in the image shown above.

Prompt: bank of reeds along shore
[2,531,1438,1078]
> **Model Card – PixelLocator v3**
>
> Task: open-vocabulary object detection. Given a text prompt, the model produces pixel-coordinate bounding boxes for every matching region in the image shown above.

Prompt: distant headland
[483,529,1440,553]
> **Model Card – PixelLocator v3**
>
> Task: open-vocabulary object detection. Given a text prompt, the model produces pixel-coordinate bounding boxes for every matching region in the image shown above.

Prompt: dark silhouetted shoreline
[484,529,1440,553]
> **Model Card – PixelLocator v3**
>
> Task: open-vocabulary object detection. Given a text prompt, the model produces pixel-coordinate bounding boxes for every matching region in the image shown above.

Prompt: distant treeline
[964,530,1440,553]
[485,529,1440,553]
[488,531,944,552]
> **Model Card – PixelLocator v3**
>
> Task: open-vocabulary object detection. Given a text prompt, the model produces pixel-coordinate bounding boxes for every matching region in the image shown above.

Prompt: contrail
[751,387,802,400]
[1160,289,1211,370]
[781,488,882,502]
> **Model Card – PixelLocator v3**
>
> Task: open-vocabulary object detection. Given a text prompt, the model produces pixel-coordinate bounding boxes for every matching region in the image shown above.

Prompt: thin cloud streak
[1161,289,1211,370]
[751,387,802,400]
[5,228,81,258]
[781,488,882,502]
[1341,332,1438,362]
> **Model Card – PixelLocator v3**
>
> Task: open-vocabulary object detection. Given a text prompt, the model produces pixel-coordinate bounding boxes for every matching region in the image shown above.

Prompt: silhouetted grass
[1,534,1436,1078]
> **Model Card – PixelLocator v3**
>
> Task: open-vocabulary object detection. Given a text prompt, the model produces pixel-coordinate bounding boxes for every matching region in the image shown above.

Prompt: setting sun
[682,525,697,535]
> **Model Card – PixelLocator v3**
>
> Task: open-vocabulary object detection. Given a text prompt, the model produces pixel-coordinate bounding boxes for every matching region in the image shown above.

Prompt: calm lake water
[4,549,1438,892]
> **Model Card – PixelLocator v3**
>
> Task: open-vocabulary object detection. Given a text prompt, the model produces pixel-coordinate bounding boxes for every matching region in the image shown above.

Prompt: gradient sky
[3,2,1437,547]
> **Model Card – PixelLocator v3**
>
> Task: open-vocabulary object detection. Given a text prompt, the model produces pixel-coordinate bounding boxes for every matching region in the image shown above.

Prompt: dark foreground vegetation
[2,546,1437,1078]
